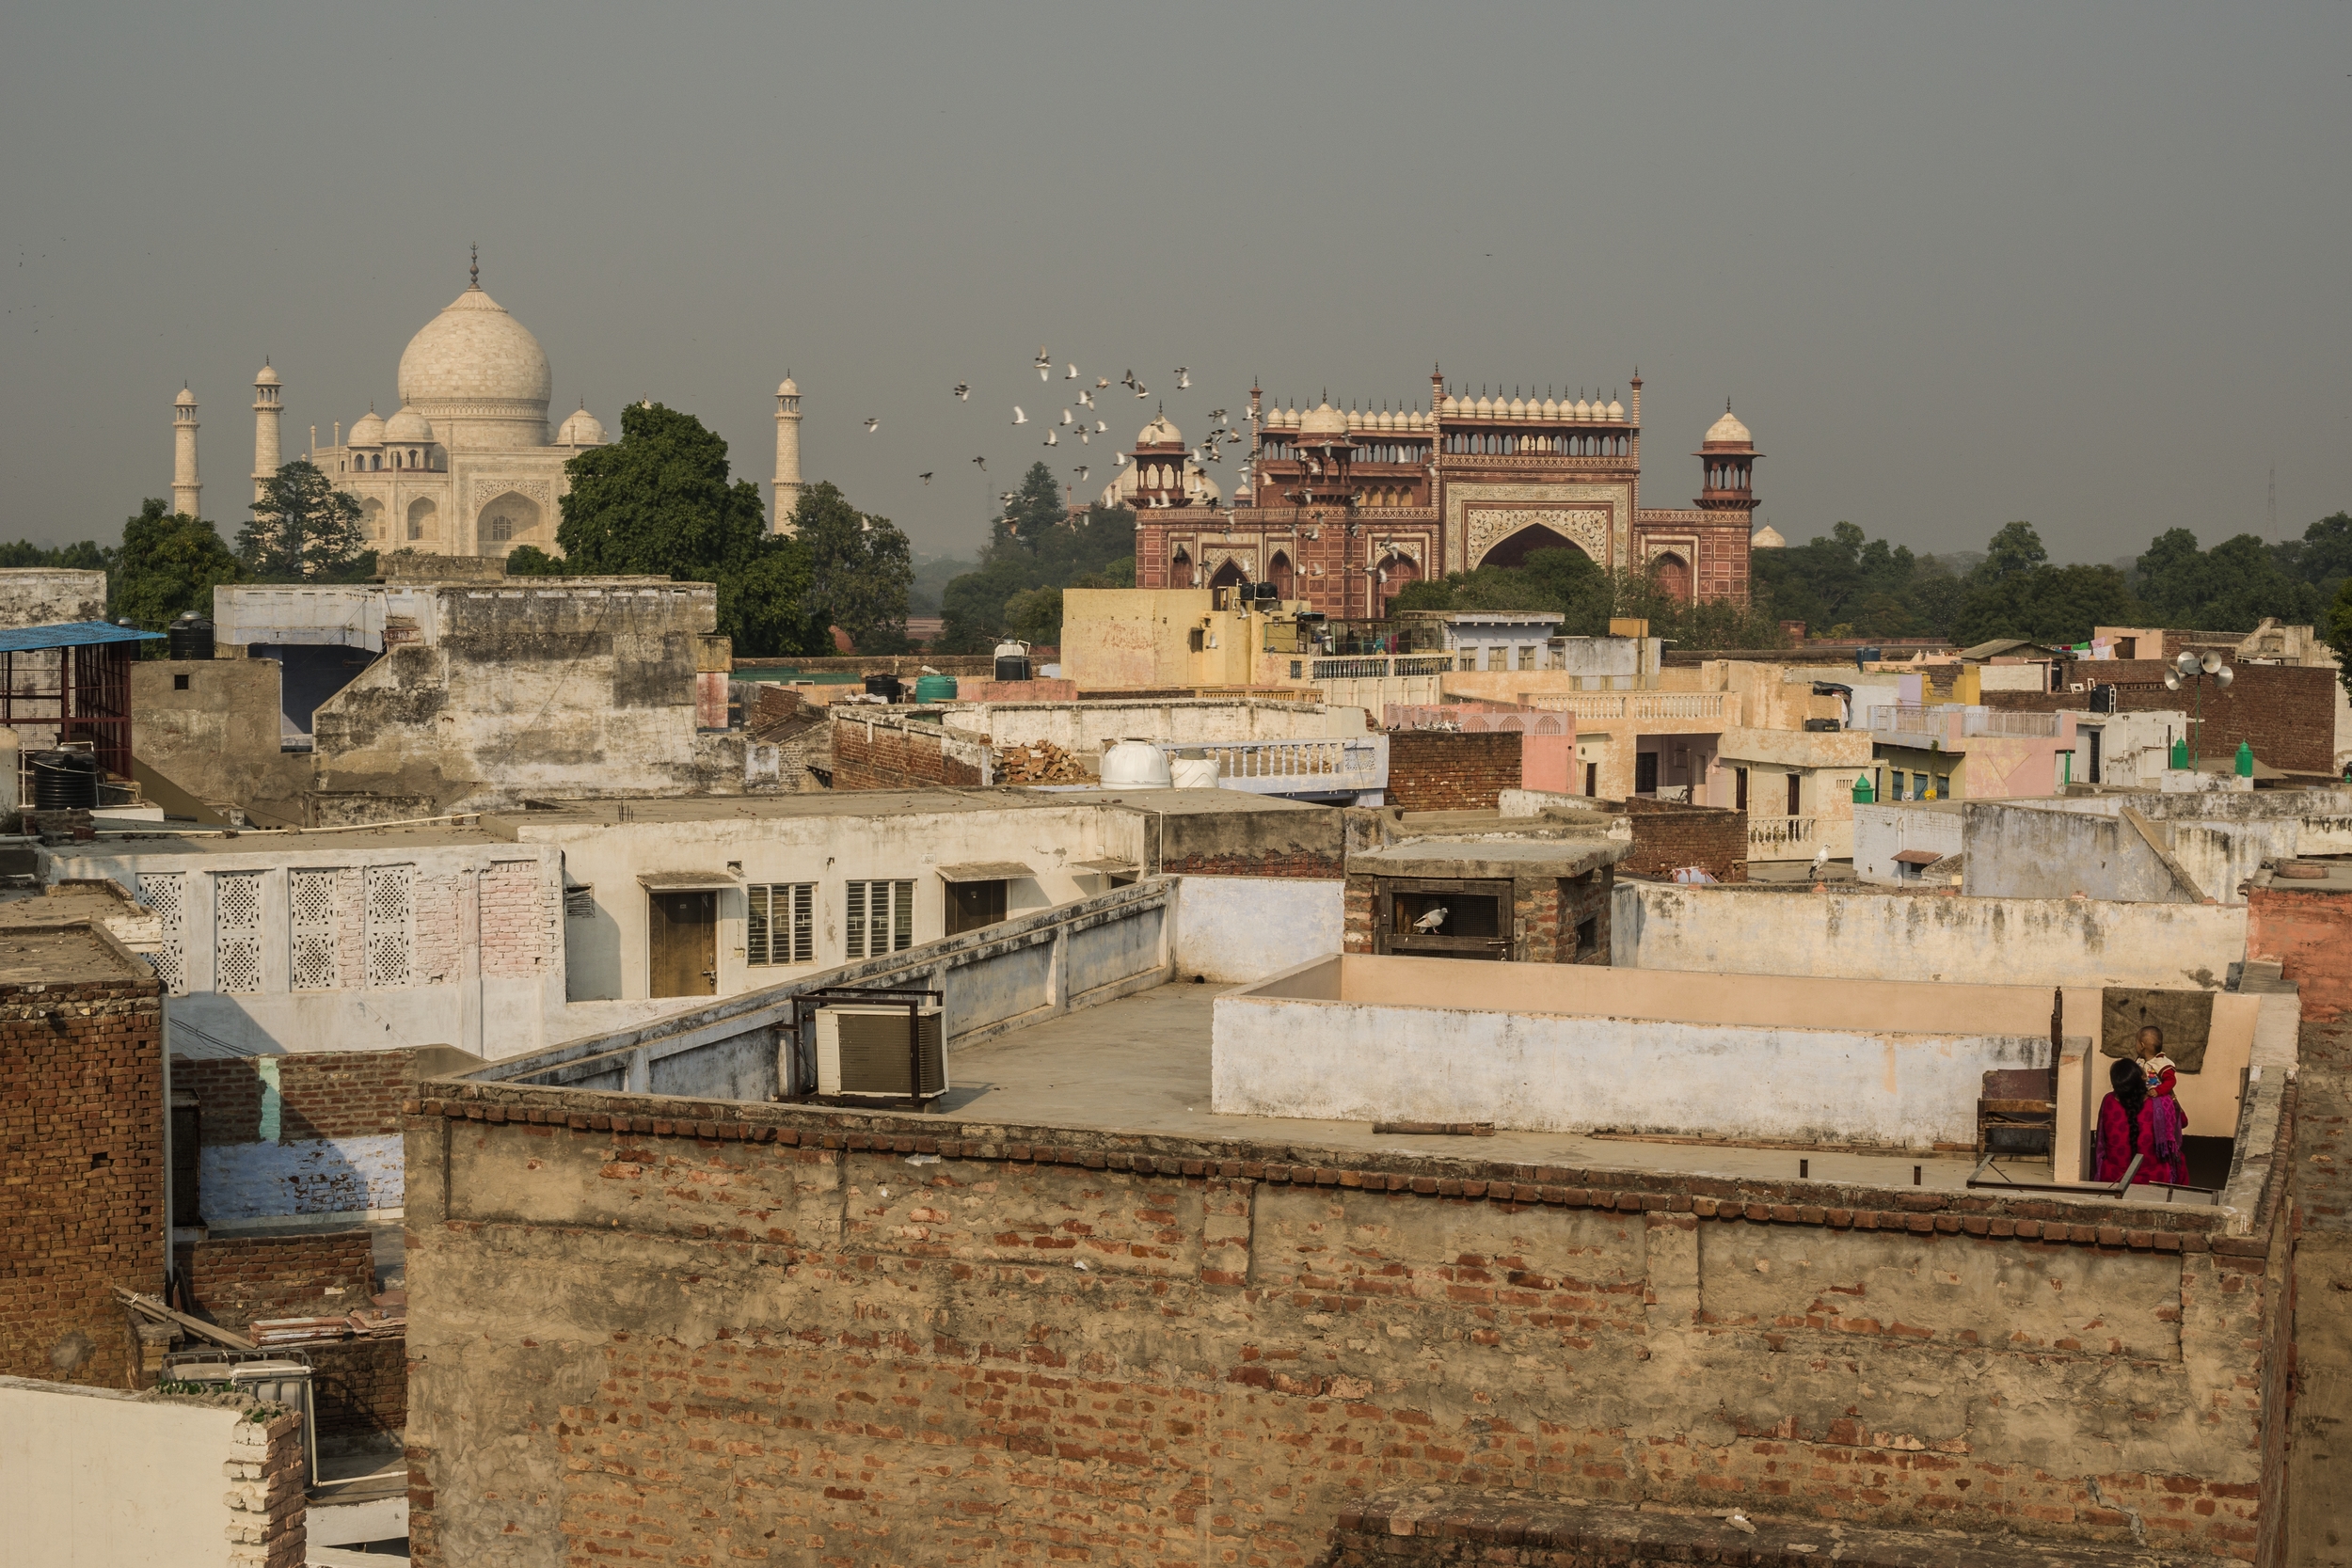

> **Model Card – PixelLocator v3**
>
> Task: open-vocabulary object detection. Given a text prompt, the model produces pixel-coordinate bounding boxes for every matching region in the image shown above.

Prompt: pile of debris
[993,741,1088,784]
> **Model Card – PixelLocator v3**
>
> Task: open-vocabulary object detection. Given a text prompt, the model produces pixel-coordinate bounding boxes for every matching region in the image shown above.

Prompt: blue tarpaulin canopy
[0,620,164,653]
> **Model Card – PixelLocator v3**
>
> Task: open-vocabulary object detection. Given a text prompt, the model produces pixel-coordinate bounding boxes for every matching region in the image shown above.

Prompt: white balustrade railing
[1310,655,1454,680]
[1521,691,1736,723]
[1157,736,1389,796]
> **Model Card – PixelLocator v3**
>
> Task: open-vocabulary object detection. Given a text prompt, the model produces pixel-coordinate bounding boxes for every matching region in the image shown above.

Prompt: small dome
[174,387,198,407]
[254,362,280,388]
[1471,395,1489,418]
[557,404,607,446]
[1750,524,1787,548]
[1705,407,1754,446]
[383,404,435,443]
[1136,411,1184,447]
[1508,396,1524,420]
[347,406,387,446]
[1298,400,1350,438]
[777,375,799,396]
[1542,398,1559,418]
[1607,397,1626,420]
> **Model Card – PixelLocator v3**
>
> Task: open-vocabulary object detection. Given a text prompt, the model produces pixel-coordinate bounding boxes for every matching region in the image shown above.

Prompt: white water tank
[1169,752,1220,789]
[1099,740,1173,788]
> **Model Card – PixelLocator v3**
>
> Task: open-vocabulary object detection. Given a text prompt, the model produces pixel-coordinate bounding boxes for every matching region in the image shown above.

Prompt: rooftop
[0,922,149,986]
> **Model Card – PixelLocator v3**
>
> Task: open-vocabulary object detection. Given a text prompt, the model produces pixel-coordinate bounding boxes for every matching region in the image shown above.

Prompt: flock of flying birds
[862,347,1250,521]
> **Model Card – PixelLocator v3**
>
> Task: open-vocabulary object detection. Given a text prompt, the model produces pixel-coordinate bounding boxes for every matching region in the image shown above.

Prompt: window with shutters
[746,882,815,965]
[215,871,263,994]
[290,869,340,990]
[139,872,186,995]
[842,879,914,960]
[365,864,414,989]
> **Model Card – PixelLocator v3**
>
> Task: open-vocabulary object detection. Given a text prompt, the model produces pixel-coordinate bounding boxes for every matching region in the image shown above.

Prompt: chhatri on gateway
[165,252,810,554]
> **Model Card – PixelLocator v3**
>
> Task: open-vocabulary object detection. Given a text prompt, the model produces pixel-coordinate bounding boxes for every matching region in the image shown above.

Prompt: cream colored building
[175,255,808,556]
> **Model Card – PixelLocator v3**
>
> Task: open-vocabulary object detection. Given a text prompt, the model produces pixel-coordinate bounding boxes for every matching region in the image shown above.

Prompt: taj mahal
[167,254,808,555]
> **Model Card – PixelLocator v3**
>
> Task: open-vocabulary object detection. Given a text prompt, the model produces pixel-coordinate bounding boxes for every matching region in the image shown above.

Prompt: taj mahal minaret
[251,361,283,501]
[171,387,201,518]
[772,374,803,534]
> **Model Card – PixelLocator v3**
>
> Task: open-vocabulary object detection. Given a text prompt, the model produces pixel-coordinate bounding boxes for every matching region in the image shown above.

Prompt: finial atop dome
[469,242,479,290]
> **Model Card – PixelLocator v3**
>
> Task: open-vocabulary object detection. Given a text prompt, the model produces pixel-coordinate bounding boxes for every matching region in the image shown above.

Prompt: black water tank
[863,673,904,702]
[30,751,99,811]
[994,655,1030,683]
[167,616,215,661]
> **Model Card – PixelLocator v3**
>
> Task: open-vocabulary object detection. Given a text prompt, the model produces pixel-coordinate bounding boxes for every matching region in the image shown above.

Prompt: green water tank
[912,674,959,704]
[1851,771,1876,804]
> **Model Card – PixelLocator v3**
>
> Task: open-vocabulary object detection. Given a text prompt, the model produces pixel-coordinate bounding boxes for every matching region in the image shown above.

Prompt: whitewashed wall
[1171,877,1343,982]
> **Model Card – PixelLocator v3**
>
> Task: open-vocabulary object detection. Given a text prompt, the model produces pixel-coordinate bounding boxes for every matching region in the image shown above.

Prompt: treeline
[1389,543,1790,649]
[1756,515,2352,645]
[932,461,1135,652]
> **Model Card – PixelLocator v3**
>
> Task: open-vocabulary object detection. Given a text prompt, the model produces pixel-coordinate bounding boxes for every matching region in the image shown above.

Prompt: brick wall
[481,860,555,979]
[1983,659,2337,774]
[0,945,166,1388]
[180,1228,375,1329]
[1387,731,1523,811]
[309,1334,408,1437]
[404,1091,2283,1567]
[174,1050,414,1147]
[831,717,986,790]
[2247,886,2352,1022]
[1614,796,1750,882]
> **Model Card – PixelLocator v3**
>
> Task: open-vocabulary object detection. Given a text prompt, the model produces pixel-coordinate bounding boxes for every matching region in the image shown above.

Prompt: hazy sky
[4,4,2347,563]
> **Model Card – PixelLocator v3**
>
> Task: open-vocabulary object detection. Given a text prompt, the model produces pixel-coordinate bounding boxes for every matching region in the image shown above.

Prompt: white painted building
[1852,800,1966,885]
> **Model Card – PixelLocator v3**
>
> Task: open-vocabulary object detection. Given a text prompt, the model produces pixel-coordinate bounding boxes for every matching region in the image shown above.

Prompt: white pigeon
[952,382,969,400]
[1065,364,1079,380]
[1058,408,1073,425]
[1093,420,1106,432]
[1116,451,1129,467]
[1043,429,1059,446]
[1134,384,1149,398]
[1012,406,1027,424]
[1033,347,1052,377]
[1078,430,1090,443]
[1073,466,1089,481]
[1095,376,1110,389]
[1078,389,1094,407]
[863,417,879,434]
[1174,368,1191,388]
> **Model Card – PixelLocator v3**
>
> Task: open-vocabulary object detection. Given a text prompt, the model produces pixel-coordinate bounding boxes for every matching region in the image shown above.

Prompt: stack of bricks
[1385,730,1524,810]
[0,928,166,1387]
[223,1404,307,1568]
[181,1229,374,1329]
[1613,796,1749,882]
[1980,658,2337,773]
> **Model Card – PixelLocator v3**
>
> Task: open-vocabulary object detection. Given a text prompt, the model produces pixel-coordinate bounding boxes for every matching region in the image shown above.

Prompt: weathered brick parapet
[402,1077,2285,1565]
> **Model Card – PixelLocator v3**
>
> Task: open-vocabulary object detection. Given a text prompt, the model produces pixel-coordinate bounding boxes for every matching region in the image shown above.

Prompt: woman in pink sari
[2093,1057,2191,1186]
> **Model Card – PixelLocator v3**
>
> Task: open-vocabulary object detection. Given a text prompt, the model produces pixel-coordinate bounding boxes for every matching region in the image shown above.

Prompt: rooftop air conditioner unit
[815,1005,948,1101]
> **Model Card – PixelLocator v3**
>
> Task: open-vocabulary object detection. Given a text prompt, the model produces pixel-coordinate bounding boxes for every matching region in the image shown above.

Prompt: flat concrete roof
[1351,835,1627,878]
[56,822,515,856]
[490,786,1326,831]
[941,984,2020,1195]
[0,924,146,986]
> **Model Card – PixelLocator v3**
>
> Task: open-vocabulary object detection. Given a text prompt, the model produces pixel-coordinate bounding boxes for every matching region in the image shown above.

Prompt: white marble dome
[556,404,607,446]
[347,406,387,446]
[397,284,552,432]
[1705,407,1753,446]
[383,404,435,444]
[1751,524,1787,548]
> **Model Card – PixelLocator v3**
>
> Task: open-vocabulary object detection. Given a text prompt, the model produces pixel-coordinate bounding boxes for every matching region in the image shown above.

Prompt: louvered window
[215,871,263,995]
[746,882,814,966]
[365,864,414,989]
[291,869,340,990]
[139,872,186,995]
[843,879,914,960]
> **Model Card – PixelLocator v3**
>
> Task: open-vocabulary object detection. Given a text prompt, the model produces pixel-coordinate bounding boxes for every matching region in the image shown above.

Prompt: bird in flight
[863,417,880,434]
[1043,429,1060,446]
[1011,405,1027,424]
[1174,368,1191,388]
[1208,408,1228,422]
[1078,388,1095,408]
[1095,376,1111,389]
[1120,369,1136,388]
[1073,466,1089,482]
[917,471,932,484]
[1134,383,1149,398]
[972,455,988,471]
[1058,407,1073,425]
[1093,420,1106,433]
[1034,347,1053,381]
[1065,363,1079,380]
[952,382,969,400]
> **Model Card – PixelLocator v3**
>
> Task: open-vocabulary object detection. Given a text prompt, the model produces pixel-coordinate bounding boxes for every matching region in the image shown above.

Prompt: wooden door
[649,891,717,997]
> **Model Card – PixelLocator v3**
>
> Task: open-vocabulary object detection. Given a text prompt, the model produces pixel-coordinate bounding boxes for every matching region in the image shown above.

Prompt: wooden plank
[113,1284,254,1351]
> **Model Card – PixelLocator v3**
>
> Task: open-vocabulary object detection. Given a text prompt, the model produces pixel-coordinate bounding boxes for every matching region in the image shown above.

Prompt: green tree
[0,539,111,571]
[114,500,242,631]
[1952,520,2142,644]
[2327,578,2352,708]
[557,402,823,657]
[2275,512,2352,600]
[2135,527,2323,632]
[935,465,1136,651]
[791,482,914,654]
[1391,546,1786,649]
[240,459,371,581]
[501,544,565,577]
